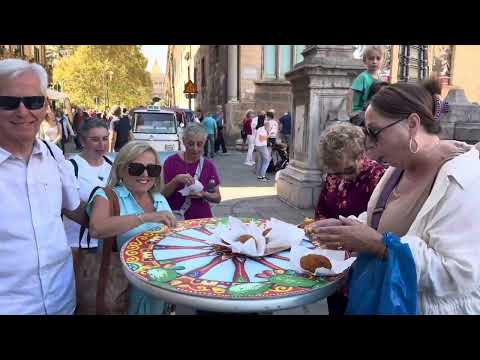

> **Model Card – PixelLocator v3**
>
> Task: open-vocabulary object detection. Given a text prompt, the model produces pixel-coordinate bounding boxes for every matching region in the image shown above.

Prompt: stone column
[227,45,238,102]
[225,45,240,142]
[276,45,364,209]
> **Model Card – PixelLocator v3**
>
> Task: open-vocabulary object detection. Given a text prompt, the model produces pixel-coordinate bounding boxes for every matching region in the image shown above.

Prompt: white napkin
[178,179,204,196]
[209,216,304,257]
[289,245,356,276]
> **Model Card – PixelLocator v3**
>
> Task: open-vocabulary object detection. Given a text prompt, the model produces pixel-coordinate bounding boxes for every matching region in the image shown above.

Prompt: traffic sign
[183,80,198,94]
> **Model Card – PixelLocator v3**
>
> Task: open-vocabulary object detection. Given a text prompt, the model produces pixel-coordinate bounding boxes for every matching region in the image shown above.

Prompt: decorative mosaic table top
[121,217,345,303]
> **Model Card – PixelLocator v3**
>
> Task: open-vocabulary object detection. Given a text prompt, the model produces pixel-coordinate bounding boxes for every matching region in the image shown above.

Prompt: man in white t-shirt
[0,59,85,315]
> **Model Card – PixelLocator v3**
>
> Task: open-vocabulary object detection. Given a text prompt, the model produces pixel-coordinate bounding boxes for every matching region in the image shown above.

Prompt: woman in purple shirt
[315,123,385,315]
[161,123,221,220]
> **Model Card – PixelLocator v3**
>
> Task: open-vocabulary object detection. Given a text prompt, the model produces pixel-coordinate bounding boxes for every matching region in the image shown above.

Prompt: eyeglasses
[363,117,406,145]
[0,96,45,110]
[127,162,162,177]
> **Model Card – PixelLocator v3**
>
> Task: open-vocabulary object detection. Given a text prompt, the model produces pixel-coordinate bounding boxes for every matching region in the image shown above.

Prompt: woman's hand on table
[309,216,386,258]
[143,211,177,228]
[174,173,195,187]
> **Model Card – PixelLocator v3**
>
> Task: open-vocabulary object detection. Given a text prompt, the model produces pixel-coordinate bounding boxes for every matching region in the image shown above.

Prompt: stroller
[267,142,289,173]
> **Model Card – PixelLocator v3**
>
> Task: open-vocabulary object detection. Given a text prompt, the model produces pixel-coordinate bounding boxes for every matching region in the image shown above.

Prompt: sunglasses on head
[0,96,45,110]
[127,162,161,177]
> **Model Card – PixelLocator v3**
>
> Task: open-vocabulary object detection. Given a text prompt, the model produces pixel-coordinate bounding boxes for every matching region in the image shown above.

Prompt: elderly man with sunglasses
[0,59,86,315]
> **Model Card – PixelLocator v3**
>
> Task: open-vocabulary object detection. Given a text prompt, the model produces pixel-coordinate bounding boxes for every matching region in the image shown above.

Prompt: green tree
[53,45,153,110]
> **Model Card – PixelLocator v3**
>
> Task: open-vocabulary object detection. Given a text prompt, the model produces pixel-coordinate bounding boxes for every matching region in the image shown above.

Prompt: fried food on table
[300,254,332,272]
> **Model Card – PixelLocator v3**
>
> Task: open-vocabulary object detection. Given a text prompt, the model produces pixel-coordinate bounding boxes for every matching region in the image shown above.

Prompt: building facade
[166,45,306,141]
[0,45,48,77]
[150,59,165,101]
[165,45,200,110]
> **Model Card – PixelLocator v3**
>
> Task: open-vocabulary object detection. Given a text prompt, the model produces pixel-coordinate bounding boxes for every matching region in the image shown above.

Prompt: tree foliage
[53,45,153,110]
[46,45,79,65]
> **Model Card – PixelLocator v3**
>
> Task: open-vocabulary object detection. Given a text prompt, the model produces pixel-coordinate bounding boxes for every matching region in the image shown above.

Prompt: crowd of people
[2,44,480,316]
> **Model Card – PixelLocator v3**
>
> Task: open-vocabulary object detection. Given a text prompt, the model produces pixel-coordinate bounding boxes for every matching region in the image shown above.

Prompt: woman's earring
[409,137,419,154]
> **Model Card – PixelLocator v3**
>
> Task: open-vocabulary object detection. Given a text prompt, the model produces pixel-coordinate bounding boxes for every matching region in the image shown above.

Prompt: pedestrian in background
[254,114,271,182]
[202,112,217,158]
[111,107,134,152]
[56,109,75,154]
[279,112,291,147]
[243,109,255,165]
[266,109,278,157]
[214,105,227,154]
[39,109,63,146]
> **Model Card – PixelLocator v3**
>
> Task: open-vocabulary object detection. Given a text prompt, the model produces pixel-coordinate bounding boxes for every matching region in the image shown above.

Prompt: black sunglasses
[0,96,45,110]
[363,117,406,145]
[127,162,162,177]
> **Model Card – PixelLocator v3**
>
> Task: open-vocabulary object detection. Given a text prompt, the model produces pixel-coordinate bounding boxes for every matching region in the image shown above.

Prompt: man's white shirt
[0,140,80,314]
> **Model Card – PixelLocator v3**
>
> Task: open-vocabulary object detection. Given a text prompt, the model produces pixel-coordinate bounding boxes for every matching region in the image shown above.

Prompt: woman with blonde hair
[86,140,176,315]
[39,109,62,145]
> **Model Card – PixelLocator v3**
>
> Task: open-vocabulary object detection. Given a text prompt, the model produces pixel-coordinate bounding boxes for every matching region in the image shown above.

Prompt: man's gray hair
[0,59,48,96]
[182,122,207,142]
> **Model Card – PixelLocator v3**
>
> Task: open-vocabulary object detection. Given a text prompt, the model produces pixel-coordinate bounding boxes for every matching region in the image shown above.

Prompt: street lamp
[103,70,114,110]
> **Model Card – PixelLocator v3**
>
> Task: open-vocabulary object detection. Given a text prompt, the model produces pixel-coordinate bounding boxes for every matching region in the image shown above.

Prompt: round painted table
[120,217,346,313]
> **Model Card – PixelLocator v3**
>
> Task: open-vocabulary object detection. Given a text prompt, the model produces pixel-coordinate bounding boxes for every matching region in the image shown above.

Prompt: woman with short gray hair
[161,122,222,220]
[64,118,113,313]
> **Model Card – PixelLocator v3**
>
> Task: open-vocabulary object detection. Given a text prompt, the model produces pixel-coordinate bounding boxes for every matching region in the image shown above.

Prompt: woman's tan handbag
[73,187,129,315]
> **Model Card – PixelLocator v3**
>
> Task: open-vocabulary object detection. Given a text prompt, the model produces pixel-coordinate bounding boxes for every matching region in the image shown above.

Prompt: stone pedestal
[441,88,480,144]
[276,45,364,209]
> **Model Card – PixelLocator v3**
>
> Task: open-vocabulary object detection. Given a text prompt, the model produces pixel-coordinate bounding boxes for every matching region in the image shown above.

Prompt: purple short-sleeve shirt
[163,153,220,220]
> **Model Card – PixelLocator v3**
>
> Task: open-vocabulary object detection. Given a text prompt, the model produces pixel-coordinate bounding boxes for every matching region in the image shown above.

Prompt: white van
[132,106,180,152]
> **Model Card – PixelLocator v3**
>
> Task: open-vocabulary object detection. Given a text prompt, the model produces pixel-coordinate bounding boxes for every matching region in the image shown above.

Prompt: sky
[141,45,168,73]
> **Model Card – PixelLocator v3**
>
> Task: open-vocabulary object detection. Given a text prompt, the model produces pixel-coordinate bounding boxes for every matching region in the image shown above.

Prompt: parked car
[131,106,180,153]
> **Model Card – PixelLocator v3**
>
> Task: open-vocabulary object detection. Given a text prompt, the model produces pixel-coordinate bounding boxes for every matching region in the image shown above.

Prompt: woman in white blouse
[308,79,480,315]
[254,114,271,182]
[39,109,62,145]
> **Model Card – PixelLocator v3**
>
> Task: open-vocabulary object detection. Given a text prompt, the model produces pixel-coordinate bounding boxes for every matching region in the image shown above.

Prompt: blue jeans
[255,145,270,177]
[204,134,215,157]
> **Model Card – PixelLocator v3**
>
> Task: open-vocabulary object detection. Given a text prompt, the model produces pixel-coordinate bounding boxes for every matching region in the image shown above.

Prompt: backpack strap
[103,156,113,166]
[69,158,79,178]
[78,185,103,249]
[96,187,120,315]
[370,168,404,231]
[41,139,55,159]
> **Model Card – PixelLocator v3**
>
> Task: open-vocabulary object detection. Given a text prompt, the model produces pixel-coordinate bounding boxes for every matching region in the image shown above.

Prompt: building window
[295,45,306,64]
[201,57,206,87]
[194,67,197,85]
[34,47,40,63]
[15,45,24,57]
[398,45,428,83]
[263,45,304,80]
[263,45,276,79]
